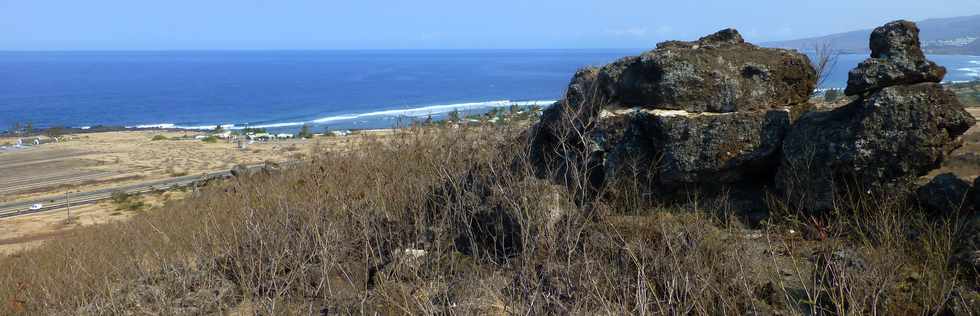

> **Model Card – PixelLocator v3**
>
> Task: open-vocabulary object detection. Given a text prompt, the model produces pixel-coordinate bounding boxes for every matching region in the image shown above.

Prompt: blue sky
[2,0,979,50]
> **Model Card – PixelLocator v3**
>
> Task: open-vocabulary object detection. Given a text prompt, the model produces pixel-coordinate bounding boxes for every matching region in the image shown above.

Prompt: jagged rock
[975,177,980,211]
[777,83,975,211]
[917,173,974,213]
[845,20,946,96]
[592,29,816,112]
[528,28,816,200]
[606,107,791,191]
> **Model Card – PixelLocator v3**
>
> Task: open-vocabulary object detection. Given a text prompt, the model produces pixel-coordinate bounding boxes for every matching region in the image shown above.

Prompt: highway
[0,170,230,219]
[0,160,301,219]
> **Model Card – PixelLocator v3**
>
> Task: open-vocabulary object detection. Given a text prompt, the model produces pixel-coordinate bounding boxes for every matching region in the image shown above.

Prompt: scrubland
[1,118,977,315]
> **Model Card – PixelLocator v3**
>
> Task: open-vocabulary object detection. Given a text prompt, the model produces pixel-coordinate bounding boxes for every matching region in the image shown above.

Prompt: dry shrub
[1,116,977,315]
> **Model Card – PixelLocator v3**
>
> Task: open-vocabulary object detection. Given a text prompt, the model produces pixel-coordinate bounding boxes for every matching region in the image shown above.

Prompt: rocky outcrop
[778,83,974,211]
[607,108,791,190]
[776,20,975,212]
[594,29,816,112]
[917,173,975,213]
[529,29,815,197]
[526,20,974,215]
[975,177,980,211]
[845,20,946,96]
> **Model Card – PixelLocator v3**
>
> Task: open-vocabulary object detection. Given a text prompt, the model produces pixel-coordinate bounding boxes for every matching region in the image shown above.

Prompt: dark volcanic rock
[777,83,975,211]
[607,108,792,191]
[592,29,816,112]
[527,28,817,201]
[917,173,975,213]
[975,177,980,211]
[845,20,947,96]
[955,215,980,273]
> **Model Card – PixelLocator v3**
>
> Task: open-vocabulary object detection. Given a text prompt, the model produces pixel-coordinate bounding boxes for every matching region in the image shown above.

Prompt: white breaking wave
[956,66,980,78]
[126,100,556,130]
[127,123,235,130]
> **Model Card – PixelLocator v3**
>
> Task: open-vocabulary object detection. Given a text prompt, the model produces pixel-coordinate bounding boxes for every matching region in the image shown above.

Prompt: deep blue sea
[2,50,978,132]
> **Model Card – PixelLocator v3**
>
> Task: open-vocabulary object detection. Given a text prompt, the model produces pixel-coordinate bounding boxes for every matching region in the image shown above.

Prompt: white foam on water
[956,66,980,78]
[125,100,556,131]
[251,100,556,129]
[130,123,177,129]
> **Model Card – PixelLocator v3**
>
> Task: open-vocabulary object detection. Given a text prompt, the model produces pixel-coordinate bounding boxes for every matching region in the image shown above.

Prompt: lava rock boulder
[594,29,816,112]
[845,20,946,96]
[778,83,975,211]
[916,173,975,214]
[606,108,792,191]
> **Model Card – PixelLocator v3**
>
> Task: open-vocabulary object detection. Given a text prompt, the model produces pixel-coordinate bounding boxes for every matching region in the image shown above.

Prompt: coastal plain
[0,129,394,254]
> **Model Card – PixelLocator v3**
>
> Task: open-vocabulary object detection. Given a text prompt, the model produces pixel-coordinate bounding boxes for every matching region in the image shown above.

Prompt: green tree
[509,103,521,115]
[297,124,313,139]
[213,124,225,133]
[530,105,543,115]
[447,109,461,123]
[824,88,840,102]
[45,126,66,138]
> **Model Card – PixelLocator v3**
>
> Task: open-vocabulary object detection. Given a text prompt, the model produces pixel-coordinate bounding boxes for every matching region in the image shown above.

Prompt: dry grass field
[0,130,396,256]
[0,103,976,314]
[0,121,977,314]
[0,131,322,203]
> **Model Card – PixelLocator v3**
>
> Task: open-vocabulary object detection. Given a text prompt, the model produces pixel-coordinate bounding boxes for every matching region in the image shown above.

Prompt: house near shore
[214,131,233,139]
[247,133,273,141]
[275,133,294,139]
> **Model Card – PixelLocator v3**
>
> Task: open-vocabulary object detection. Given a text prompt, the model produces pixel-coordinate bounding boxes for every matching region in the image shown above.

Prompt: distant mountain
[765,14,980,55]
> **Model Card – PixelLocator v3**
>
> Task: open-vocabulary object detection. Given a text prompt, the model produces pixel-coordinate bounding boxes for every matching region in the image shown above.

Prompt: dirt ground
[0,130,394,203]
[0,190,186,255]
[0,129,395,256]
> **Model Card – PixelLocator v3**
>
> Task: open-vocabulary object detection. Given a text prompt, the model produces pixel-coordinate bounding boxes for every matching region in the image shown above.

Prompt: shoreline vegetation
[0,103,547,140]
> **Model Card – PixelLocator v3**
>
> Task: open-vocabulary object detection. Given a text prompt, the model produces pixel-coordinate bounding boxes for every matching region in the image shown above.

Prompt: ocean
[2,50,978,132]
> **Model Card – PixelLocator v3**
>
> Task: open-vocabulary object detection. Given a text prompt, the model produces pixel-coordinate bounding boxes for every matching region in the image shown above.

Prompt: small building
[247,133,273,141]
[275,133,294,139]
[214,131,233,139]
[329,130,351,137]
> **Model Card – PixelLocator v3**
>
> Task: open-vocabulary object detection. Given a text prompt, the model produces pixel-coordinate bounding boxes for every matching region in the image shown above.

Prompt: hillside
[765,14,980,54]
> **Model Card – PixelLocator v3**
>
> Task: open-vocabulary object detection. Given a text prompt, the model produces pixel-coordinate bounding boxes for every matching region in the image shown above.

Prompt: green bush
[151,135,169,141]
[110,191,131,204]
[201,136,218,143]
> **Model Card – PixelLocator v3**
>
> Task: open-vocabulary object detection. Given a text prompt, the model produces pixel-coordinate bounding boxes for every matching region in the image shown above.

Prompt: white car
[29,203,43,211]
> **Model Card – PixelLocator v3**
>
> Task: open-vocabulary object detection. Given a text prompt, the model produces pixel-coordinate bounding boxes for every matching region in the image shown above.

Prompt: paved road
[0,161,301,220]
[0,170,230,219]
